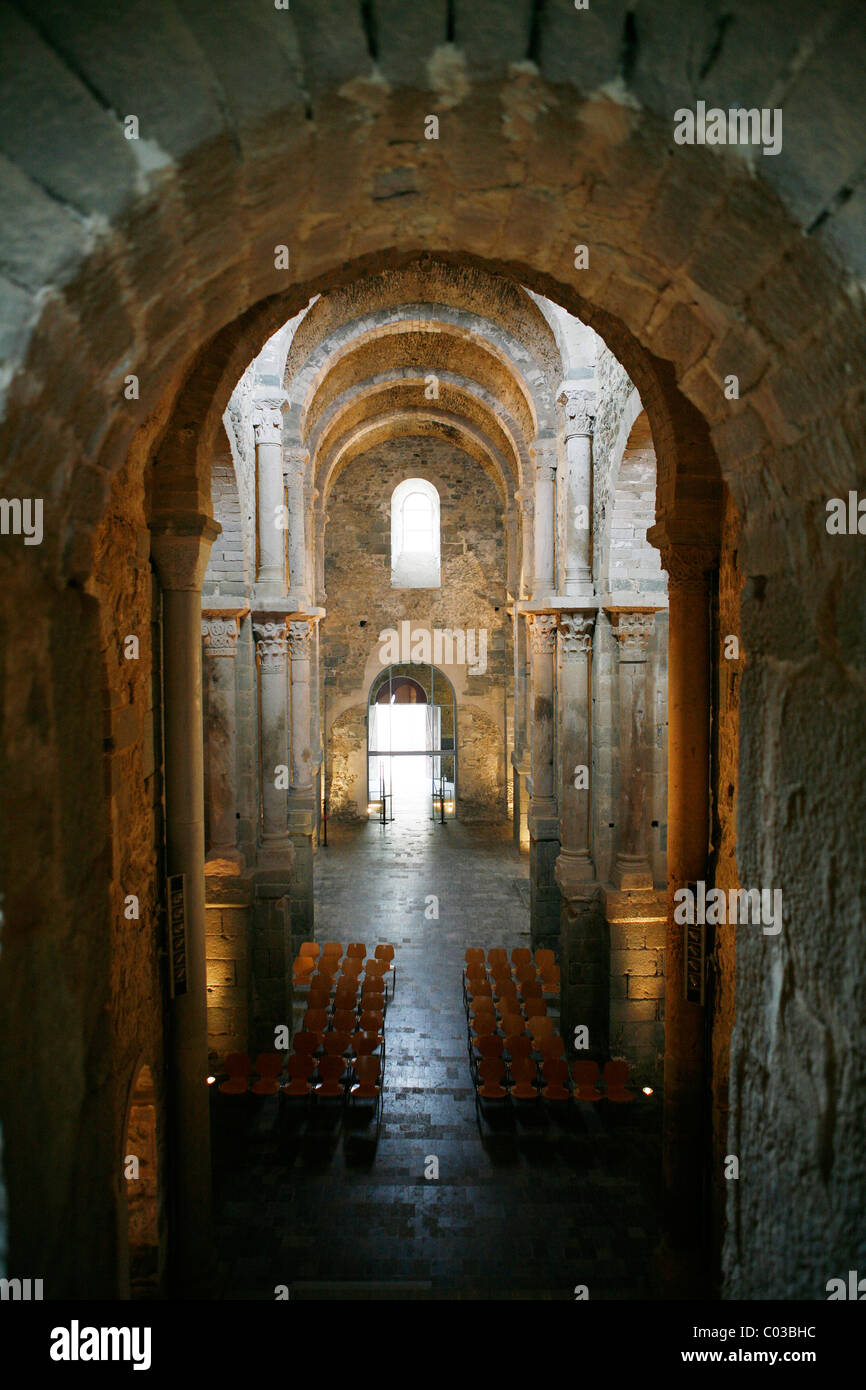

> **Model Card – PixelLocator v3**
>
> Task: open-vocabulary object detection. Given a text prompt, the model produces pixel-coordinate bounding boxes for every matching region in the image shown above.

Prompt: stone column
[201,613,246,872]
[150,512,220,1291]
[515,486,534,599]
[610,610,656,890]
[283,446,308,602]
[253,398,288,594]
[555,610,606,1056]
[659,546,715,1257]
[253,618,291,869]
[288,618,316,948]
[313,493,328,605]
[532,437,557,598]
[527,611,560,947]
[558,388,595,600]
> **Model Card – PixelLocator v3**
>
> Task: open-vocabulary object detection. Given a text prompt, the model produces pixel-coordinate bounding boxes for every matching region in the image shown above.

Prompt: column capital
[252,396,287,446]
[201,616,240,656]
[609,608,656,656]
[557,386,596,438]
[660,543,718,591]
[288,617,314,659]
[253,619,289,672]
[527,612,558,654]
[558,610,596,659]
[150,513,221,591]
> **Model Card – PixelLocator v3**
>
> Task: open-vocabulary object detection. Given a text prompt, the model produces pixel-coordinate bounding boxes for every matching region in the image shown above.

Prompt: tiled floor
[213,811,662,1299]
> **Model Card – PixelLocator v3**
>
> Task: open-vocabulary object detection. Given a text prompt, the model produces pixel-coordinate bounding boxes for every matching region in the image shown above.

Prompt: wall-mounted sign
[167,873,187,999]
[683,880,705,1005]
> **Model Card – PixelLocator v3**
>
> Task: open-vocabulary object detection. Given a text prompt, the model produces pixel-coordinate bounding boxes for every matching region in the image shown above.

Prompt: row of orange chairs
[475,1058,635,1104]
[463,947,560,998]
[217,1052,282,1096]
[302,976,388,1017]
[281,1052,383,1105]
[293,942,396,999]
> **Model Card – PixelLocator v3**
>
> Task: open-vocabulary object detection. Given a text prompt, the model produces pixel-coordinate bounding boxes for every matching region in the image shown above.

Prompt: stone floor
[213,810,663,1299]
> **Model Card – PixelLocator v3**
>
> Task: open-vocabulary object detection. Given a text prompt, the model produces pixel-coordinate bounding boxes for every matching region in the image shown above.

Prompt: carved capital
[558,387,596,439]
[253,401,285,446]
[254,620,289,672]
[610,610,656,656]
[528,613,557,655]
[661,544,717,592]
[201,617,239,656]
[288,618,314,660]
[558,611,595,659]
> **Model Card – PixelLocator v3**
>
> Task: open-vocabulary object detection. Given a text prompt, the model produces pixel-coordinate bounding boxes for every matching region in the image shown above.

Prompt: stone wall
[322,436,510,824]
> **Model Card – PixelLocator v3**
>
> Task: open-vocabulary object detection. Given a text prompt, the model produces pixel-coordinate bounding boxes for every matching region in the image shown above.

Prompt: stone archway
[0,3,863,1302]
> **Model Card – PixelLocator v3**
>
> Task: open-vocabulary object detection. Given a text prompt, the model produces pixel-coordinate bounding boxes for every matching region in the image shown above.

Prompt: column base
[205,847,246,875]
[611,853,655,891]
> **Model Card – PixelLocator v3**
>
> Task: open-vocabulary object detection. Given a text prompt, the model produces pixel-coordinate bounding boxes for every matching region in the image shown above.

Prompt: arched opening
[368,665,456,821]
[390,478,441,589]
[123,1064,160,1300]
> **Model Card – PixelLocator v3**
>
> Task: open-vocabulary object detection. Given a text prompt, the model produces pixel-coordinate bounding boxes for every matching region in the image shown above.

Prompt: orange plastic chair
[534,948,555,972]
[358,1009,384,1038]
[537,1035,566,1062]
[375,944,395,965]
[466,979,493,1000]
[465,961,487,984]
[219,1053,250,1095]
[334,985,359,1011]
[476,1058,507,1100]
[493,979,518,1003]
[291,1031,321,1057]
[509,1057,539,1100]
[470,995,496,1015]
[604,1059,635,1102]
[364,958,387,979]
[541,1058,570,1101]
[520,979,544,1001]
[572,1060,602,1101]
[488,948,509,969]
[340,957,363,980]
[514,963,537,987]
[499,1012,526,1038]
[292,955,315,983]
[316,955,340,979]
[524,997,548,1019]
[332,1008,357,1035]
[505,1034,533,1063]
[350,1030,381,1058]
[360,984,385,1010]
[472,1033,505,1061]
[346,942,366,960]
[306,987,331,1012]
[470,1015,497,1046]
[304,1008,329,1036]
[528,1015,555,1042]
[299,941,320,960]
[350,1055,381,1101]
[465,948,485,967]
[540,965,561,996]
[511,947,532,970]
[321,942,342,960]
[282,1053,315,1097]
[315,1056,346,1099]
[323,1030,352,1059]
[251,1052,282,1095]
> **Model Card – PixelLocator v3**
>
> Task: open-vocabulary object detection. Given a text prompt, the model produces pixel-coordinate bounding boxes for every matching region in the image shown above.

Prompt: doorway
[367,666,456,822]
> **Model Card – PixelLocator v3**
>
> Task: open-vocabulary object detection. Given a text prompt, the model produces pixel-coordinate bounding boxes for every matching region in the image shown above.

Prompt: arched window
[391,478,440,588]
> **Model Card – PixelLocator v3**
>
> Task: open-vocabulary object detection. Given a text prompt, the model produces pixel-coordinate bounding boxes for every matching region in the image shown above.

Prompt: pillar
[288,618,316,949]
[555,611,606,1056]
[150,512,220,1292]
[253,618,291,869]
[659,546,715,1259]
[515,486,534,599]
[201,612,246,871]
[558,388,595,599]
[527,611,560,947]
[253,398,288,595]
[283,445,308,602]
[610,610,657,891]
[532,437,557,597]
